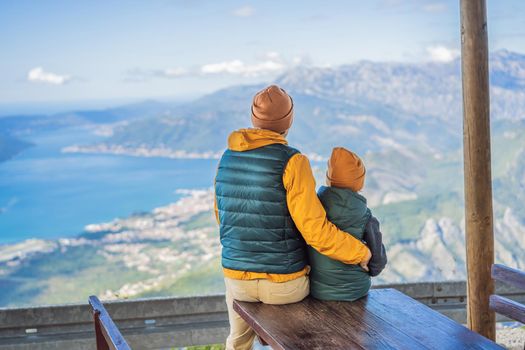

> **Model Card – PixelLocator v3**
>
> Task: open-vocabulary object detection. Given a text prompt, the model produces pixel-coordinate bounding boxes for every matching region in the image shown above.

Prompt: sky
[1,0,524,108]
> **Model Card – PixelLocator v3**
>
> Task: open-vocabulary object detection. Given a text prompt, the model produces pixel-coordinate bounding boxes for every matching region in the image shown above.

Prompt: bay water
[0,126,218,244]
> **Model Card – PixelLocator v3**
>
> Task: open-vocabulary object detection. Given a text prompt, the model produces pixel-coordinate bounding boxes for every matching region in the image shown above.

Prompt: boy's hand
[359,247,372,272]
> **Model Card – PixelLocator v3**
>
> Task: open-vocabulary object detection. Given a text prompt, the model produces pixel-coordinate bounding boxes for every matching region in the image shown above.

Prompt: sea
[0,126,218,244]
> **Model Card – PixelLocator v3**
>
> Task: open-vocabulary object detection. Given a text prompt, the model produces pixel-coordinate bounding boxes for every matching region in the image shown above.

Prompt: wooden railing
[89,296,131,350]
[0,281,523,350]
[490,264,525,324]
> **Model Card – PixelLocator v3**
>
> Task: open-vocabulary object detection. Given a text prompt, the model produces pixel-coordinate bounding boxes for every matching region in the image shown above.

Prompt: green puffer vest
[308,186,372,301]
[215,143,307,274]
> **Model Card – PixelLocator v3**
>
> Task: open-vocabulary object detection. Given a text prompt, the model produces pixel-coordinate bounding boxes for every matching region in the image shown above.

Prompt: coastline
[0,189,214,268]
[61,143,328,162]
[61,144,223,160]
[0,188,221,305]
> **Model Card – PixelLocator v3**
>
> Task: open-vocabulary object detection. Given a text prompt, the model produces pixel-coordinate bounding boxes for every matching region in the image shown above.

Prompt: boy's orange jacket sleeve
[283,154,370,264]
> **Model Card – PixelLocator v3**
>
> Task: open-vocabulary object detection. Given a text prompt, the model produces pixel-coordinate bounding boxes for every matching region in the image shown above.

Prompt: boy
[308,147,387,301]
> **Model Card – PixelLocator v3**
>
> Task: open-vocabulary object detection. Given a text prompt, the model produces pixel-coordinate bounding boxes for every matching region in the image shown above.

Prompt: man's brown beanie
[251,85,294,133]
[326,147,366,192]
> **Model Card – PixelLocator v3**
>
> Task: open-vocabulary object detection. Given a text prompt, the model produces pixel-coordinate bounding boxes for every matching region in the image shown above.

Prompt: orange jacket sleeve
[214,195,219,225]
[283,154,370,264]
[214,162,220,225]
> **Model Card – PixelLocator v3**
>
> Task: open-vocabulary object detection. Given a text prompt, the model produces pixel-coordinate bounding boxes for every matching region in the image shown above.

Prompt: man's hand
[359,247,372,272]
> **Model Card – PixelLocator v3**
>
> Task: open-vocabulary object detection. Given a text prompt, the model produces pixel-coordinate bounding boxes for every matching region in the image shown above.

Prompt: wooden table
[233,288,504,349]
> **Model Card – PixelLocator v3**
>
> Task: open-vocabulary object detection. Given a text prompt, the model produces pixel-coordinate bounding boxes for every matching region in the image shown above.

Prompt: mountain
[70,50,525,159]
[0,100,191,164]
[88,85,457,157]
[1,50,525,307]
[64,49,525,224]
[5,50,525,160]
[70,49,525,275]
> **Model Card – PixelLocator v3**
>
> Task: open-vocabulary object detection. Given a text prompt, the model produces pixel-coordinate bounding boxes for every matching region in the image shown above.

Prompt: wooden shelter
[4,1,520,349]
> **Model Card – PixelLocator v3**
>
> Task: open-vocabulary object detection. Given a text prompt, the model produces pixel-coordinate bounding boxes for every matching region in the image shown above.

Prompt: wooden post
[460,0,495,340]
[93,310,111,350]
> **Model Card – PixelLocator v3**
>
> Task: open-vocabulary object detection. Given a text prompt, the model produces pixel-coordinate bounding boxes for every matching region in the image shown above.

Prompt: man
[214,85,372,350]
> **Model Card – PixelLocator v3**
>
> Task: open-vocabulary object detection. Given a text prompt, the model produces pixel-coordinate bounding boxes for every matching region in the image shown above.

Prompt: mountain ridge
[55,49,525,159]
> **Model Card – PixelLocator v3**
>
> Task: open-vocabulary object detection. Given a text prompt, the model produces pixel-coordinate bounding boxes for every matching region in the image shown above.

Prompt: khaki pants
[224,276,309,350]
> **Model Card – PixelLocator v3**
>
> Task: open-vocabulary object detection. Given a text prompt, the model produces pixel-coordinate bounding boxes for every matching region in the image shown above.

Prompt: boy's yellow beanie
[326,147,366,192]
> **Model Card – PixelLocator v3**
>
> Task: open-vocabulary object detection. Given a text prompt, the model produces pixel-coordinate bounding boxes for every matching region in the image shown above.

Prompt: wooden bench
[490,264,525,324]
[233,288,504,349]
[89,296,131,350]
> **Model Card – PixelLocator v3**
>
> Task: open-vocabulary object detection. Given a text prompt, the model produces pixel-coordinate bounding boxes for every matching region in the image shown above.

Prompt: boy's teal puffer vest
[215,143,307,274]
[308,186,371,301]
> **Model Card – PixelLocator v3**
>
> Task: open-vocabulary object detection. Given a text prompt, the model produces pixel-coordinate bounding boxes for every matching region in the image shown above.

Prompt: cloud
[291,54,313,66]
[233,5,255,17]
[125,67,189,82]
[160,67,189,78]
[27,67,71,85]
[380,0,447,14]
[200,58,285,77]
[426,46,460,63]
[422,2,447,13]
[264,51,280,60]
[380,0,404,6]
[126,52,296,81]
[303,14,330,22]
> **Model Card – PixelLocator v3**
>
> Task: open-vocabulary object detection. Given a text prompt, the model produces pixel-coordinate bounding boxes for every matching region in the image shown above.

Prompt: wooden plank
[234,298,364,350]
[366,289,502,350]
[233,289,504,350]
[489,295,525,324]
[88,296,131,350]
[460,0,495,340]
[235,298,429,350]
[492,264,525,290]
